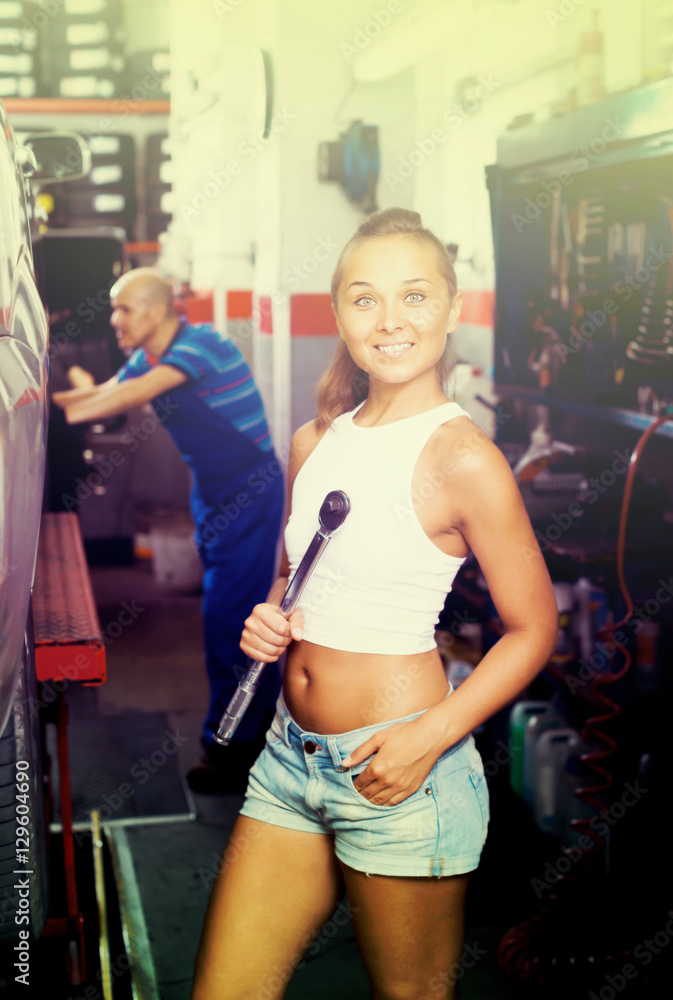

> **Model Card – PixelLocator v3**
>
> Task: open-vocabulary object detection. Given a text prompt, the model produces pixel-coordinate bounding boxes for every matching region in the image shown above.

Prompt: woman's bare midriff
[282,640,450,734]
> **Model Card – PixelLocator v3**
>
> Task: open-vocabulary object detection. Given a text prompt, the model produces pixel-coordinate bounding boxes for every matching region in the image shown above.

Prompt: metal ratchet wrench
[213,489,351,745]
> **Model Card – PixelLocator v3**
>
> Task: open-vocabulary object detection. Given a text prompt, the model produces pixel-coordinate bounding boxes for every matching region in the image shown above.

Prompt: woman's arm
[340,427,557,804]
[239,418,327,661]
[421,432,558,752]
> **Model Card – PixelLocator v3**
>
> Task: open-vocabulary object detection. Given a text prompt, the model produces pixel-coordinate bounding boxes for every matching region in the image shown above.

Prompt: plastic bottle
[573,576,608,663]
[523,708,566,806]
[509,701,557,798]
[573,576,593,662]
[551,582,574,664]
[633,621,660,692]
[534,728,582,835]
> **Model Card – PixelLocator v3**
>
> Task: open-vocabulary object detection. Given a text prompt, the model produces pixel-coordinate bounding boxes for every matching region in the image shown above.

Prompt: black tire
[0,616,48,948]
[0,785,16,809]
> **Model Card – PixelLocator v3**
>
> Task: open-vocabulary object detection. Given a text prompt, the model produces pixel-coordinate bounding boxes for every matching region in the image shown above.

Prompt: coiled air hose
[498,412,673,990]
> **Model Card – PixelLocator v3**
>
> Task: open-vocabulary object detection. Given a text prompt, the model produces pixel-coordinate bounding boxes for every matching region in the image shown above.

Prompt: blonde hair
[316,208,458,429]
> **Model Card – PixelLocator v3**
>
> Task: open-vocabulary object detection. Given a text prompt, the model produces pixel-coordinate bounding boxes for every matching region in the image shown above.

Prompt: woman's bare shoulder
[432,415,524,525]
[288,418,329,477]
[432,414,500,474]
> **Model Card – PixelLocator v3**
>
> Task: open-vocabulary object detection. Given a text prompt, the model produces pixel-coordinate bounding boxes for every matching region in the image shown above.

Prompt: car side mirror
[20,132,92,183]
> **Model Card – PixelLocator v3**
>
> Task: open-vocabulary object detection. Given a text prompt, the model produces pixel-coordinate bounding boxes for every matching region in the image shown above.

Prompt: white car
[0,99,89,949]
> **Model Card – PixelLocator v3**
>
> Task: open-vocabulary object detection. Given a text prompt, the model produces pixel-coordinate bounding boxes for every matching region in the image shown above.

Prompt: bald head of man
[110,268,179,357]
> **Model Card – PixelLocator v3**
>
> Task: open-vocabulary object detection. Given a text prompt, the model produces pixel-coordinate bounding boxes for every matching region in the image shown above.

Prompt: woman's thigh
[339,861,470,1000]
[191,815,342,1000]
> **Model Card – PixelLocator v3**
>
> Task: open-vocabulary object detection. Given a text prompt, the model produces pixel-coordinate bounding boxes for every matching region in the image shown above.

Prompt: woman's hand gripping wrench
[213,490,351,745]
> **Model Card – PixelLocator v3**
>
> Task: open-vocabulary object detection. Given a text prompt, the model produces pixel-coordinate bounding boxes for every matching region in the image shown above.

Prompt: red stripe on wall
[258,295,273,334]
[291,293,337,337]
[183,291,214,324]
[227,290,253,320]
[459,290,494,327]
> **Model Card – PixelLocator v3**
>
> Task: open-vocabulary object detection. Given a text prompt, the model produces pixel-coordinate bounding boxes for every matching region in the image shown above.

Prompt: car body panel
[0,98,49,736]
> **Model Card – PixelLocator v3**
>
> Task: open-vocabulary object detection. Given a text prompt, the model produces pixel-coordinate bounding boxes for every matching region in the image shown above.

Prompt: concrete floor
[84,558,527,1000]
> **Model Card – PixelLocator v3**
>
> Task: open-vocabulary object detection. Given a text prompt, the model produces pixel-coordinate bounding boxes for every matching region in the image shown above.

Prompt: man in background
[53,268,284,793]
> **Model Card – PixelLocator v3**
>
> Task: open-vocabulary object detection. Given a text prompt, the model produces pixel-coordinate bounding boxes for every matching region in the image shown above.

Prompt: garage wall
[370,0,649,413]
[166,0,417,462]
[165,0,658,459]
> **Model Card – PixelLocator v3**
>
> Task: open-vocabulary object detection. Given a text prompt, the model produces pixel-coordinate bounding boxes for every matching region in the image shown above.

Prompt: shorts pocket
[346,762,426,810]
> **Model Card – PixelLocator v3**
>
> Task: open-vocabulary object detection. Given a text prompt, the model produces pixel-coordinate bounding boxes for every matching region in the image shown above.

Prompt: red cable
[499,413,673,986]
[573,413,672,850]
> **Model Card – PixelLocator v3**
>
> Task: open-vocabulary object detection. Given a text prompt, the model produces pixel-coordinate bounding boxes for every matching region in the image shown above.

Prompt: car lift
[32,512,158,997]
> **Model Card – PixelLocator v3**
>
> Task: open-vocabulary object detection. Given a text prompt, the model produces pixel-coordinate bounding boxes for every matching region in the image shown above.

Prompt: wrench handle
[213,536,329,746]
[214,672,262,745]
[213,490,350,746]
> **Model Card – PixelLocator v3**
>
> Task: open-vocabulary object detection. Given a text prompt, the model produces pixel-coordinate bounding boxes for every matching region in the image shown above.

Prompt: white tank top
[284,400,470,655]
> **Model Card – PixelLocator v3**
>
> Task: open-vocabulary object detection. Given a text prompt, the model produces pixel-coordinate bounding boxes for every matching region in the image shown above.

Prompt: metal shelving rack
[496,384,673,439]
[486,77,673,429]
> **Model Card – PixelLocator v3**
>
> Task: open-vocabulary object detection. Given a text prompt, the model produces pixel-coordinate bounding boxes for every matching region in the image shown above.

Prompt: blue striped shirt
[117,321,281,545]
[118,320,272,453]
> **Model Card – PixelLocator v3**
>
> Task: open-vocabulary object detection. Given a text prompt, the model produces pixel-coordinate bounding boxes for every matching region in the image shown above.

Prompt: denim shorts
[238,689,489,878]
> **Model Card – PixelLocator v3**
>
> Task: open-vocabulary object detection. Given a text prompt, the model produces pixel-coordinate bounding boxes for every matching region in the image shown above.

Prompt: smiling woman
[190,209,558,1000]
[316,207,461,428]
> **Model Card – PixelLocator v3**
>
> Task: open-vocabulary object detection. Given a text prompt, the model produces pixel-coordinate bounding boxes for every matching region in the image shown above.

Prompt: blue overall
[118,320,284,748]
